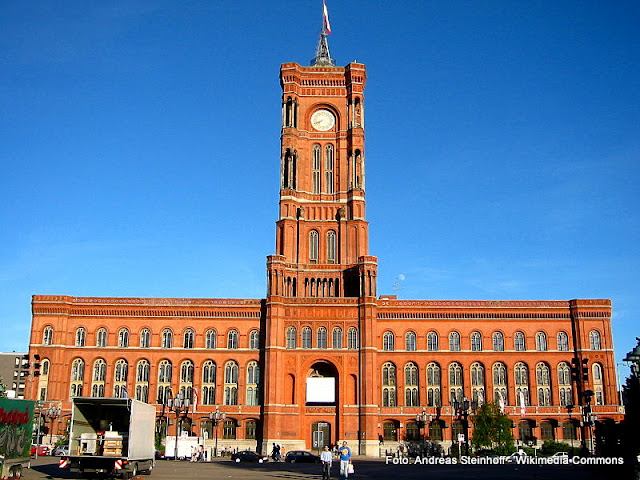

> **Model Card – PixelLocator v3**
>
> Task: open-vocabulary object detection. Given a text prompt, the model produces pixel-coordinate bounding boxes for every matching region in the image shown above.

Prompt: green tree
[0,375,7,398]
[470,402,514,453]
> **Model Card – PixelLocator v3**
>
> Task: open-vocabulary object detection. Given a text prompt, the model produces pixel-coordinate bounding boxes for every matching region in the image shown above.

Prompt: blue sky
[1,1,638,373]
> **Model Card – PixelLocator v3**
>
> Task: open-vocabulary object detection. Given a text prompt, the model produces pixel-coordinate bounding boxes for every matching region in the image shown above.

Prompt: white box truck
[60,397,156,478]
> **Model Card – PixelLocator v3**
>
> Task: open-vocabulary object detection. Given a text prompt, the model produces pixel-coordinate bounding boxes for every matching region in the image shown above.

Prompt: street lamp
[209,407,226,458]
[45,405,61,444]
[415,410,428,441]
[167,391,190,461]
[452,397,475,456]
[581,390,594,455]
[566,404,575,455]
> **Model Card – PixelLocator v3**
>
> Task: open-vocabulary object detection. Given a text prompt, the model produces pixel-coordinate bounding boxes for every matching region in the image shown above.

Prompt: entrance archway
[306,361,339,449]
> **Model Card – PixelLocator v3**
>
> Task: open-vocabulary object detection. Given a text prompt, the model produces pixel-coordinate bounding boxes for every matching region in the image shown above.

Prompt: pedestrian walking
[320,445,333,480]
[338,441,352,479]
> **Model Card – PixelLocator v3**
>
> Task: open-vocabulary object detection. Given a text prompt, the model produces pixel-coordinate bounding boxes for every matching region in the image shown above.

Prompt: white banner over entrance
[306,377,335,403]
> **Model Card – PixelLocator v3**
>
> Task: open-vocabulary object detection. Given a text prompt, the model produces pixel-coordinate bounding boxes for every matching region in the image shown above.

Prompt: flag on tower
[323,1,332,34]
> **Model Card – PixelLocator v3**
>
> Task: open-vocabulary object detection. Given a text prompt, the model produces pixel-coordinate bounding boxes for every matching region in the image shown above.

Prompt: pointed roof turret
[311,1,335,66]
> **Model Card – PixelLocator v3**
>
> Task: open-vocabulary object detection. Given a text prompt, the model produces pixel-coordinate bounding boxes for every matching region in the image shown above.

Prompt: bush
[540,440,572,457]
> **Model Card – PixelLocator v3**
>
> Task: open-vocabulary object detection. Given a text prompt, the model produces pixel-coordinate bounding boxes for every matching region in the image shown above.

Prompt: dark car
[285,450,320,463]
[231,450,269,463]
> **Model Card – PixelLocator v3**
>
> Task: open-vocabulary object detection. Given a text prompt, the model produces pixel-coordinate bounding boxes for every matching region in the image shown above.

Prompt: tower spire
[311,1,335,66]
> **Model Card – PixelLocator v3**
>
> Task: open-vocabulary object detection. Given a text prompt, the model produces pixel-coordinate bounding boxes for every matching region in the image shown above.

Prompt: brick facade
[27,58,622,456]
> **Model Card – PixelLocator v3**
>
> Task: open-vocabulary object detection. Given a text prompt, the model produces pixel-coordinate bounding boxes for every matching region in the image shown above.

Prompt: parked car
[285,450,320,463]
[30,445,50,456]
[506,451,527,463]
[231,450,269,463]
[52,445,69,456]
[551,452,569,458]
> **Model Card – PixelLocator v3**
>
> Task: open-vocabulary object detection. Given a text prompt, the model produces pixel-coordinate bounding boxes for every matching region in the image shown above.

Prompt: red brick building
[27,30,622,456]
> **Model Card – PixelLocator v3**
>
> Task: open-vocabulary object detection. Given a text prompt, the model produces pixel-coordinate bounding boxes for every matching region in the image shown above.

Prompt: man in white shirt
[320,445,333,480]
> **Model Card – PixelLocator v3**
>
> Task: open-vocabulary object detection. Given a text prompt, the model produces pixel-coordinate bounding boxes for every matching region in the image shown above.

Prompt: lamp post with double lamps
[453,397,474,456]
[566,404,575,455]
[209,407,226,458]
[416,410,429,441]
[45,404,61,444]
[167,391,190,460]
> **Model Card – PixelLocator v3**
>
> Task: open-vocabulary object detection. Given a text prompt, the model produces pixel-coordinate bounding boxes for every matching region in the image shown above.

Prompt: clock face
[310,109,335,131]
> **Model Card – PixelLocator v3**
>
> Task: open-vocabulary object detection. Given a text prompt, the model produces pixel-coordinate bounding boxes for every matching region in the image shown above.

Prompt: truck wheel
[10,465,23,479]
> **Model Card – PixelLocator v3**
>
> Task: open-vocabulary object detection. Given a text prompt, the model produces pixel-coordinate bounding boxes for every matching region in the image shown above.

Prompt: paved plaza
[23,455,630,480]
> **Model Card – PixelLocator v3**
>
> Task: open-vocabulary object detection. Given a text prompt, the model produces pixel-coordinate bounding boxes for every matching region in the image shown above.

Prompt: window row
[380,361,606,408]
[68,358,260,406]
[308,229,337,264]
[43,326,259,350]
[285,326,358,349]
[381,330,601,352]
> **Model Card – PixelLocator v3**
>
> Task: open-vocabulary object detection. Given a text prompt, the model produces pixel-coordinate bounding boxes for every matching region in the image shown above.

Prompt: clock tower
[261,19,380,455]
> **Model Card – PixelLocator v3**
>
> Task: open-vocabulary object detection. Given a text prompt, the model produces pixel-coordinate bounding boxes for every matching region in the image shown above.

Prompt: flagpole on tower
[311,0,335,66]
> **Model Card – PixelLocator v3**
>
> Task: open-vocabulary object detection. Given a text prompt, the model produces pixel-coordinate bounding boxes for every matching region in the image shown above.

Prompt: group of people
[271,443,285,461]
[320,441,353,480]
[189,444,206,462]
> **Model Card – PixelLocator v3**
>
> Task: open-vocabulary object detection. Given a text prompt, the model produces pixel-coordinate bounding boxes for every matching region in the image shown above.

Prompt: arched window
[135,359,150,402]
[113,359,128,398]
[96,328,108,347]
[309,230,319,263]
[140,328,151,348]
[327,231,337,264]
[205,329,217,349]
[592,363,604,405]
[493,362,508,406]
[70,358,85,397]
[286,326,297,349]
[302,327,312,349]
[404,362,419,406]
[449,363,463,403]
[246,361,260,406]
[536,332,548,351]
[43,326,54,345]
[162,328,173,348]
[227,330,239,349]
[536,362,551,406]
[426,362,441,407]
[332,327,343,349]
[492,332,504,351]
[325,144,334,194]
[382,362,396,407]
[245,420,257,440]
[514,362,530,406]
[249,330,260,350]
[557,331,569,351]
[183,328,195,349]
[91,359,106,397]
[223,419,237,439]
[179,360,194,400]
[118,328,129,348]
[589,330,602,350]
[317,327,328,349]
[470,362,485,404]
[449,331,460,351]
[514,331,526,351]
[202,360,216,405]
[157,360,172,405]
[558,362,572,406]
[224,361,239,406]
[427,331,439,351]
[312,144,321,193]
[347,327,359,349]
[383,331,395,351]
[405,331,416,351]
[470,331,482,351]
[75,328,86,347]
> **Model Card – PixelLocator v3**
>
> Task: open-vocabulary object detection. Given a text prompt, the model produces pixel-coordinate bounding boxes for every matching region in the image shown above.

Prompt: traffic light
[570,357,580,382]
[23,353,41,377]
[581,358,589,382]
